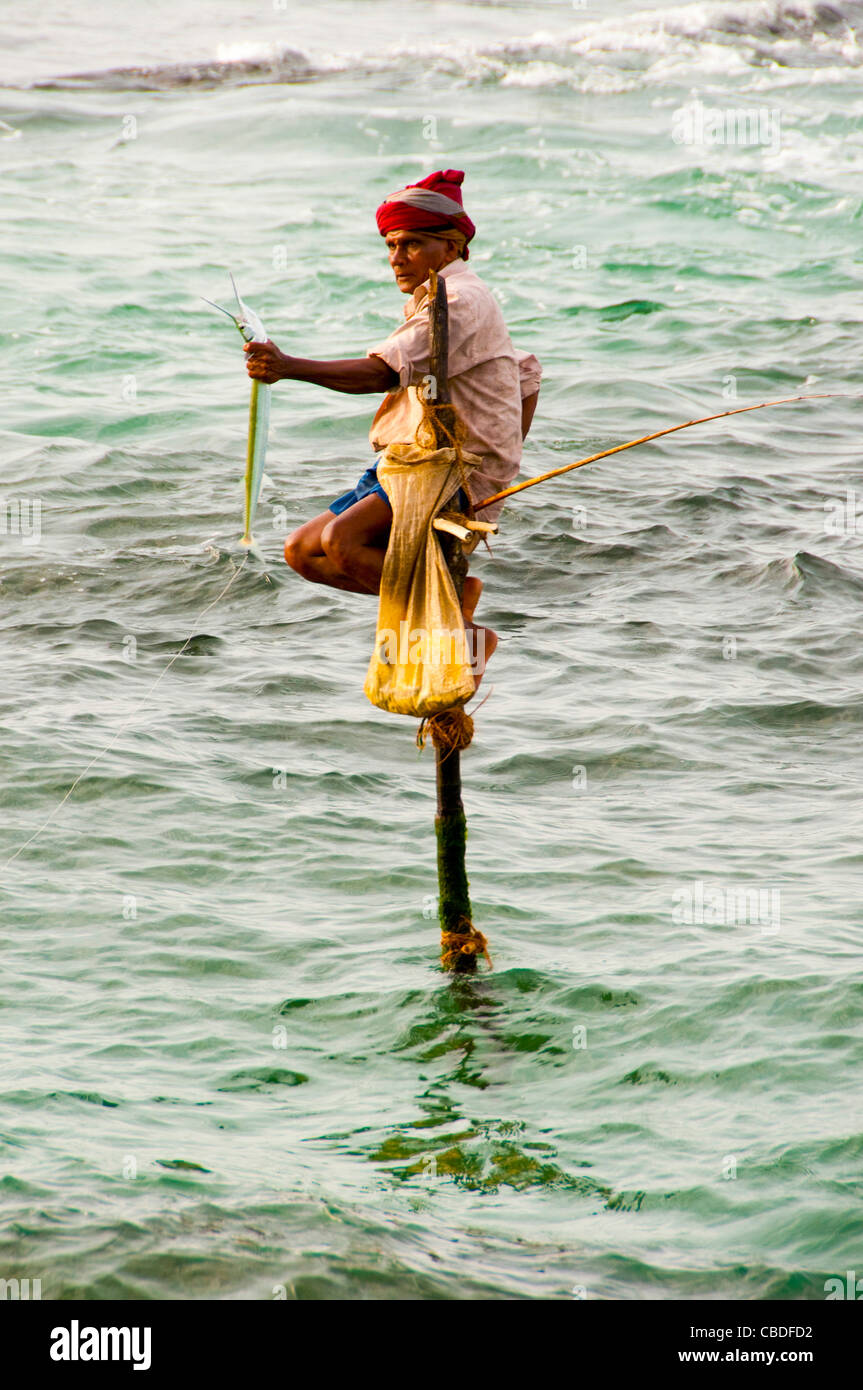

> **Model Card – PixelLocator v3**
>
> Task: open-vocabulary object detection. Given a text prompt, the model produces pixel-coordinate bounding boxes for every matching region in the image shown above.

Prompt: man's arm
[521,389,539,440]
[514,349,542,439]
[244,341,398,394]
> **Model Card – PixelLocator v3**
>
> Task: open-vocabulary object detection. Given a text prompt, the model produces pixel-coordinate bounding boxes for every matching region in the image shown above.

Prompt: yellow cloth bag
[364,441,481,717]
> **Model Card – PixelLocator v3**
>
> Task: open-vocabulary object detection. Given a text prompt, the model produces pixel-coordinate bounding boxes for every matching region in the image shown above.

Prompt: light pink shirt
[366,259,542,523]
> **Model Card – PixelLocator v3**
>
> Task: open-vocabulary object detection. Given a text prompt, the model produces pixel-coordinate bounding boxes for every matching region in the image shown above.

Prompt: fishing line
[4,553,250,869]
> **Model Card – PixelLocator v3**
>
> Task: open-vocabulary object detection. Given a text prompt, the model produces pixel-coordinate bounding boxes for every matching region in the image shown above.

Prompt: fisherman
[244,168,541,681]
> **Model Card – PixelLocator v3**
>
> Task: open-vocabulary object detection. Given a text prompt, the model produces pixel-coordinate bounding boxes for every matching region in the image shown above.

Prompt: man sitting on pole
[244,168,542,682]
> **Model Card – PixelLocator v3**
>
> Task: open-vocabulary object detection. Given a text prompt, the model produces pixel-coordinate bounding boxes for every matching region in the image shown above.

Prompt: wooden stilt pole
[426,270,488,973]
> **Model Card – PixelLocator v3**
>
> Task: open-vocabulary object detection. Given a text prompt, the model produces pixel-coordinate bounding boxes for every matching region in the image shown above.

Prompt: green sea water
[1,0,863,1300]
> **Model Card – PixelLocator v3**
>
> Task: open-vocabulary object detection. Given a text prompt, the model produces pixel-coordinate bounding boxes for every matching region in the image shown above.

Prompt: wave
[30,47,315,92]
[23,1,863,93]
[717,548,863,596]
[713,695,863,729]
[575,0,861,55]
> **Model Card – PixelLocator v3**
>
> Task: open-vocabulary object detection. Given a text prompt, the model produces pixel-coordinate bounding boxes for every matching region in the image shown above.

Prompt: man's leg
[284,495,392,594]
[285,495,498,683]
[319,495,393,594]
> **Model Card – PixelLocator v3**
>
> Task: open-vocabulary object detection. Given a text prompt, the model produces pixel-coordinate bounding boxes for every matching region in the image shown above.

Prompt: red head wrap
[375,169,476,259]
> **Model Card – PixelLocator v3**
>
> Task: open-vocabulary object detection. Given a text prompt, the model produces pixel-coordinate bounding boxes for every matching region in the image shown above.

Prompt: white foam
[27,0,863,94]
[215,41,280,65]
[500,60,583,89]
[321,0,863,98]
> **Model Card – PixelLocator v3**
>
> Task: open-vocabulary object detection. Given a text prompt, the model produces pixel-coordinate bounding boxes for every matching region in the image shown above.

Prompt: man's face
[385,230,457,294]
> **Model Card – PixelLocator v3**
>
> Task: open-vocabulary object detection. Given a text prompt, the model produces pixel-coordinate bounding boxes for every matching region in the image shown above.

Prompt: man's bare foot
[465,618,498,691]
[462,575,482,623]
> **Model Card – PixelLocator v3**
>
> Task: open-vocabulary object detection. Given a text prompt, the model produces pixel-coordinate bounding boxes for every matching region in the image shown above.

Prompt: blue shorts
[329,460,469,516]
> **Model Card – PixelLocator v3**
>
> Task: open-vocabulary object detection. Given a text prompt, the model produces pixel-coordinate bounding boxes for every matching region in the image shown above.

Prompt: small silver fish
[203,273,271,549]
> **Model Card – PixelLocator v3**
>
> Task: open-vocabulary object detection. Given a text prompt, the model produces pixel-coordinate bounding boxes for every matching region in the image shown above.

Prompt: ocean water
[1,0,862,1301]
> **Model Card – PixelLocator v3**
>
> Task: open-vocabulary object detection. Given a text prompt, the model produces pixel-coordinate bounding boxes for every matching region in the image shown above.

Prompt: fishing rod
[473,392,857,513]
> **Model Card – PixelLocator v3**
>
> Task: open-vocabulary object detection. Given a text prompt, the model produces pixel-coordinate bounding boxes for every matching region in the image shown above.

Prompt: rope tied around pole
[415,394,475,520]
[440,915,493,971]
[415,395,466,451]
[417,706,474,757]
